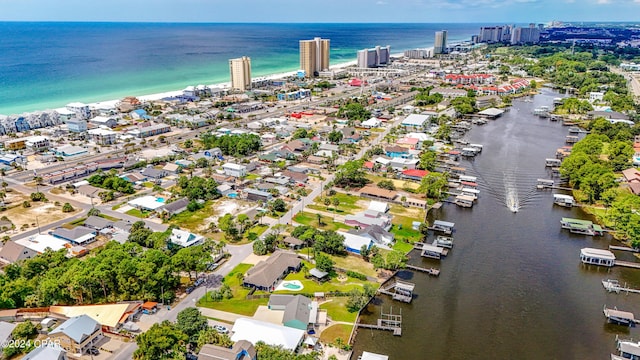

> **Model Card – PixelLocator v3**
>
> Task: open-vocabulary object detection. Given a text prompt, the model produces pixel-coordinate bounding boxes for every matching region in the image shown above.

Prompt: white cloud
[596,0,611,3]
[375,0,387,4]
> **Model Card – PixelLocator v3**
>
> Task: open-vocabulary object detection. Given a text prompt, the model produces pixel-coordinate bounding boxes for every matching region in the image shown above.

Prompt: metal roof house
[268,294,318,330]
[49,315,103,355]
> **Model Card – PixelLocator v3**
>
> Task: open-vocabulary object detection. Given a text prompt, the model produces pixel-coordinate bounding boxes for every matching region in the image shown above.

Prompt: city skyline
[1,0,640,23]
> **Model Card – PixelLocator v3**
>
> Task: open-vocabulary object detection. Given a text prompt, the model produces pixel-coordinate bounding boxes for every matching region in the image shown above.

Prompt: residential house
[307,155,326,165]
[66,119,88,133]
[231,318,304,352]
[48,315,103,355]
[51,226,97,246]
[76,184,102,198]
[359,185,398,201]
[622,168,640,195]
[245,188,273,202]
[113,220,133,233]
[25,136,50,152]
[401,169,430,181]
[160,198,190,217]
[54,145,88,158]
[348,225,395,248]
[83,216,113,231]
[198,341,257,360]
[128,123,171,138]
[338,231,373,254]
[401,114,431,129]
[268,295,318,330]
[16,234,69,253]
[344,214,391,231]
[141,167,167,180]
[281,139,309,155]
[23,345,68,360]
[0,321,17,348]
[385,145,410,158]
[87,128,117,145]
[475,95,501,109]
[89,116,117,128]
[282,170,308,184]
[223,163,247,178]
[162,163,181,174]
[120,172,146,184]
[243,251,302,291]
[430,87,468,98]
[169,229,204,248]
[0,241,37,264]
[361,117,381,128]
[282,236,304,250]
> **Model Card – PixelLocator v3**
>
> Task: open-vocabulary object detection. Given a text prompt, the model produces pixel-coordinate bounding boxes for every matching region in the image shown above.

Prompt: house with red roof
[401,169,430,181]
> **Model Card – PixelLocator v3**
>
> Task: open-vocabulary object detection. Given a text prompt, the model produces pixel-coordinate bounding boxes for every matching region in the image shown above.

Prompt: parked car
[194,278,204,287]
[186,286,195,294]
[88,348,99,356]
[213,325,229,334]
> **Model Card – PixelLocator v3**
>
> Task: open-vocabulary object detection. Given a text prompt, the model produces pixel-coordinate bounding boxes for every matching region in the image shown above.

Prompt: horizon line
[1,20,639,25]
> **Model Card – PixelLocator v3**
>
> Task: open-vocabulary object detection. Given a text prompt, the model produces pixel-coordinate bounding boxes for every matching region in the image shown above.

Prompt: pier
[405,264,440,276]
[377,280,416,303]
[356,308,403,336]
[604,306,639,326]
[602,279,640,294]
[609,245,640,253]
[614,260,640,269]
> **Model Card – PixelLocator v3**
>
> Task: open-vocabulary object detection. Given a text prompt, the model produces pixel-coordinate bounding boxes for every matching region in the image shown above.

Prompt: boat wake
[504,172,520,213]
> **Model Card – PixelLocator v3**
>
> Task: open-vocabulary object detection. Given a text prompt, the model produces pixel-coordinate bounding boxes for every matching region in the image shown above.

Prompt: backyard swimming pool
[275,280,304,292]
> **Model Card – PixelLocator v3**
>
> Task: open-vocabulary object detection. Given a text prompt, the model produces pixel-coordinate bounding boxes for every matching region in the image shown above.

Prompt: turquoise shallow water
[0,22,479,115]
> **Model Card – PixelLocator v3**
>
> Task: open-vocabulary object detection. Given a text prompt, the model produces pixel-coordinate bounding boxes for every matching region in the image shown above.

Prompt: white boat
[435,235,454,249]
[553,194,575,207]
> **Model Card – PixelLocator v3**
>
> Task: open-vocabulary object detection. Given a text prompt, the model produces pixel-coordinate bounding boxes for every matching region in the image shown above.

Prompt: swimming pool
[156,197,165,203]
[227,192,238,198]
[275,280,304,292]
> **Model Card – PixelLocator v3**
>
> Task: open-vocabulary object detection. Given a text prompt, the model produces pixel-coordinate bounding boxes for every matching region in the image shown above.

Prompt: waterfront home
[580,248,615,267]
[267,294,319,330]
[49,315,103,355]
[198,340,256,360]
[475,95,501,108]
[553,194,575,207]
[561,218,604,236]
[348,225,395,248]
[243,251,302,291]
[477,108,504,119]
[401,169,429,181]
[344,215,391,231]
[401,114,431,129]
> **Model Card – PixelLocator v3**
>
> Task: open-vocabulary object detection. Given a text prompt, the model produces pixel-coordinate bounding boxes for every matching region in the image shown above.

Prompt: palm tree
[316,213,322,227]
[332,197,340,213]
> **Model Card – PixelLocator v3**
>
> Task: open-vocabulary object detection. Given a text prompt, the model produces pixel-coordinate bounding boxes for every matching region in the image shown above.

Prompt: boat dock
[356,308,402,336]
[604,306,639,326]
[377,280,416,303]
[602,279,640,294]
[609,245,640,253]
[405,264,440,276]
[414,242,449,258]
[614,260,640,269]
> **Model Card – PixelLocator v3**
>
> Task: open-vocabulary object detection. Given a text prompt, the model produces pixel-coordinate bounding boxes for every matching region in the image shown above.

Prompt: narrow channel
[352,88,640,359]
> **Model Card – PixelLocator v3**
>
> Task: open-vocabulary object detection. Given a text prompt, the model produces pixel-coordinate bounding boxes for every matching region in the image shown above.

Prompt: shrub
[346,270,367,280]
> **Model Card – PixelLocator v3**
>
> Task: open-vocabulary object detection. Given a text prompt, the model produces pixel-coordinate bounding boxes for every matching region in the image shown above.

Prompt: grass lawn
[197,263,269,316]
[274,262,374,295]
[169,201,214,234]
[112,203,124,210]
[388,204,425,243]
[329,254,378,278]
[313,192,364,214]
[392,240,415,253]
[246,224,268,237]
[142,182,154,188]
[320,298,358,323]
[245,173,260,180]
[320,324,353,345]
[293,212,351,232]
[98,213,120,221]
[365,174,419,191]
[125,208,149,218]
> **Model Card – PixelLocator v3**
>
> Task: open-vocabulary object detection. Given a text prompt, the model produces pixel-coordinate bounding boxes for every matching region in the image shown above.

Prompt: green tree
[62,203,74,213]
[270,198,287,212]
[337,102,371,121]
[377,180,395,190]
[418,150,437,171]
[195,328,233,353]
[418,173,448,199]
[175,307,208,344]
[134,321,188,360]
[328,131,343,143]
[334,160,369,188]
[315,252,334,273]
[253,240,267,255]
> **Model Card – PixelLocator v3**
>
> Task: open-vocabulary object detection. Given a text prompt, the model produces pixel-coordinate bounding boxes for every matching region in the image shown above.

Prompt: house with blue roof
[49,315,103,355]
[385,145,410,158]
[130,109,150,120]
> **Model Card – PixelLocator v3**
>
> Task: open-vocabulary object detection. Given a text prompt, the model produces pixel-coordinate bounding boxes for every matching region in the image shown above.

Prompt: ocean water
[0,22,479,115]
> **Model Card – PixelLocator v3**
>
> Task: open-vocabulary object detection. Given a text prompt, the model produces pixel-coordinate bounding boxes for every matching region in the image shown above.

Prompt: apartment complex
[477,24,540,44]
[357,45,391,68]
[299,37,330,77]
[229,56,252,91]
[434,30,448,54]
[510,24,541,44]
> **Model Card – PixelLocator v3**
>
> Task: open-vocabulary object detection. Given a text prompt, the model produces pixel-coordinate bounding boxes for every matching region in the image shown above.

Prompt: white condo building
[357,45,391,68]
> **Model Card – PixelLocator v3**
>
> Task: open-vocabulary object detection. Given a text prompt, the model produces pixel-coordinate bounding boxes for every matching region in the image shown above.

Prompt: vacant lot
[1,191,81,233]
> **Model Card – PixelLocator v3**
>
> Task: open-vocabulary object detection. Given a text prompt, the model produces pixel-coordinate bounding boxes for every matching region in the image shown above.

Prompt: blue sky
[0,0,639,23]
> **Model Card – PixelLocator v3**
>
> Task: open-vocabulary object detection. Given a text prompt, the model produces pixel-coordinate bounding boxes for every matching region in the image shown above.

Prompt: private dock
[609,245,640,253]
[356,308,403,336]
[615,260,640,269]
[377,280,415,303]
[406,264,440,276]
[604,305,639,326]
[602,279,640,294]
[414,242,448,258]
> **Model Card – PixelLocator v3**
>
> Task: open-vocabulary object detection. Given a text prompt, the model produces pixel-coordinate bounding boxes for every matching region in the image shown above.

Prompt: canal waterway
[352,88,640,359]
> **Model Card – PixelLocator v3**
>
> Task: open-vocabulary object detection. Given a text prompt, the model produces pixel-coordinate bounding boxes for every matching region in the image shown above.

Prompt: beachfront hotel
[229,56,252,91]
[434,30,448,54]
[299,37,330,77]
